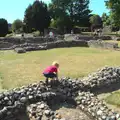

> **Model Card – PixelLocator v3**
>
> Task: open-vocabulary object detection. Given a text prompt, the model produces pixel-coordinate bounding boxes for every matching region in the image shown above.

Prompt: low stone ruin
[14,47,26,53]
[82,67,120,92]
[64,34,112,41]
[27,102,55,120]
[88,40,118,49]
[0,34,116,52]
[0,67,120,120]
[12,40,88,53]
[11,40,119,53]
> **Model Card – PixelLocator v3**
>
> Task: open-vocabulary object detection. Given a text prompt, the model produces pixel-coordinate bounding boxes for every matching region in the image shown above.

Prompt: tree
[50,16,72,33]
[23,5,33,33]
[49,0,91,32]
[12,19,23,33]
[102,12,119,31]
[102,13,109,26]
[105,0,120,27]
[68,0,91,27]
[24,1,51,33]
[89,14,102,31]
[49,2,72,33]
[0,18,8,37]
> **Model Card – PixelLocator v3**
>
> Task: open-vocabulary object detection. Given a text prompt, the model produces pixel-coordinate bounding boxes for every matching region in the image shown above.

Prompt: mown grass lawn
[105,91,120,107]
[1,47,120,90]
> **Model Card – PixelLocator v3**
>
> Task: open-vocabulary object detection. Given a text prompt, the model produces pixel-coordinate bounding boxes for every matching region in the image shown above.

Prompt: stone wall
[0,37,58,49]
[13,40,88,53]
[0,37,57,44]
[0,67,120,120]
[0,35,112,49]
[64,34,112,41]
[13,40,118,54]
[0,38,118,54]
[88,40,118,49]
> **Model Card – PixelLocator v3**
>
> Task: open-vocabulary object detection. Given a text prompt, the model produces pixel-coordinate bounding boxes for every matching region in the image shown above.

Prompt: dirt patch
[51,103,91,120]
[56,107,91,120]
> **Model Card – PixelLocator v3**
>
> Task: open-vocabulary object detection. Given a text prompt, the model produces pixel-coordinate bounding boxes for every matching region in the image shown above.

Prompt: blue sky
[0,0,109,23]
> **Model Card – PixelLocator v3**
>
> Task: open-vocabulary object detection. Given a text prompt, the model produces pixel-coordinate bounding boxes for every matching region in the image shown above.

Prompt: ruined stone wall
[0,36,118,52]
[7,40,89,53]
[0,67,120,120]
[88,40,118,49]
[0,37,57,49]
[0,35,112,49]
[13,40,118,54]
[64,34,112,41]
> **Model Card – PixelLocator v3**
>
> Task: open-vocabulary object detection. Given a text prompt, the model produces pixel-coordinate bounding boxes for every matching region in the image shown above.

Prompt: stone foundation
[1,40,118,54]
[0,35,117,52]
[0,67,120,119]
[88,40,118,49]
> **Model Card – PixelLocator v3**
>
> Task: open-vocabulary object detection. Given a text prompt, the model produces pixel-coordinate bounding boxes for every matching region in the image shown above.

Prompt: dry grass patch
[0,47,120,90]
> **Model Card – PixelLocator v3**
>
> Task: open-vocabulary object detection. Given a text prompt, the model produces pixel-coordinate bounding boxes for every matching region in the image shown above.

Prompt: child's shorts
[43,73,57,78]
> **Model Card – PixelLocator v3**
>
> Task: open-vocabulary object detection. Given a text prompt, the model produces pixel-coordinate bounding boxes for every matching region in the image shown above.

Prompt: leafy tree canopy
[24,1,51,33]
[12,19,23,33]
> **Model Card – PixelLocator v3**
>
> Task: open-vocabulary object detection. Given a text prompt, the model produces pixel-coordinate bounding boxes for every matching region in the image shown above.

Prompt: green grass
[1,47,120,90]
[105,92,120,107]
[0,72,4,90]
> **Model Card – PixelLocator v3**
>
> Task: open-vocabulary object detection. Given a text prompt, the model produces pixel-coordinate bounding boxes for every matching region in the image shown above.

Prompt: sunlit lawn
[105,91,120,107]
[0,47,120,90]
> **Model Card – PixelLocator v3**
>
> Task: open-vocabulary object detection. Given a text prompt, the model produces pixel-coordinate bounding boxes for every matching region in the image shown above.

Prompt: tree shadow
[50,100,76,111]
[5,112,30,120]
[48,94,77,111]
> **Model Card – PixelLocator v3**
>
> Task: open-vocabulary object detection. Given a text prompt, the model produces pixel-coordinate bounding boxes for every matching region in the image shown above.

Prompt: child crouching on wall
[43,61,59,84]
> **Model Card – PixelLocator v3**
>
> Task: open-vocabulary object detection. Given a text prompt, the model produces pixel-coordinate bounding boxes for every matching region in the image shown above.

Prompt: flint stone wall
[0,67,120,120]
[0,37,57,49]
[0,37,57,44]
[0,35,112,49]
[88,40,118,49]
[1,40,118,54]
[64,34,112,41]
[0,35,118,52]
[5,40,88,52]
[13,40,118,53]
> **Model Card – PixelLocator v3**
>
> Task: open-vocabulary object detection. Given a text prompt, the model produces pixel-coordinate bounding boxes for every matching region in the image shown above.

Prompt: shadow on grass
[92,82,120,95]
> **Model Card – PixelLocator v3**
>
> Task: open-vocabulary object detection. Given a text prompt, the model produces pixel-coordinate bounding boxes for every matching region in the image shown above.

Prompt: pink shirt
[43,65,57,73]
